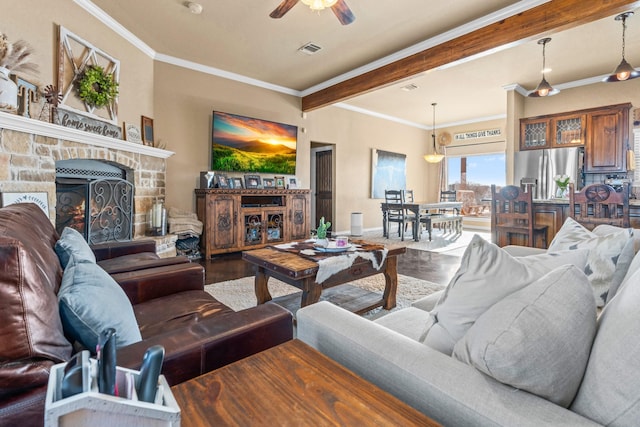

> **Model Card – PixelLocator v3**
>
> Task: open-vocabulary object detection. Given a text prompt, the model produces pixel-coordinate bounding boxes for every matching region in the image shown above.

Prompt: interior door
[315,149,333,234]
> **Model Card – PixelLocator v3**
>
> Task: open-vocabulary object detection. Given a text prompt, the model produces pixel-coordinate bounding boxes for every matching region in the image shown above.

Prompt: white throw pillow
[548,217,634,306]
[453,265,596,407]
[420,235,589,355]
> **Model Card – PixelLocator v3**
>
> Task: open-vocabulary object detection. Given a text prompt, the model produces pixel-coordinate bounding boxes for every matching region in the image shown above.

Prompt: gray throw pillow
[420,235,589,355]
[548,217,634,307]
[570,267,640,425]
[453,265,596,407]
[55,227,96,269]
[58,255,142,351]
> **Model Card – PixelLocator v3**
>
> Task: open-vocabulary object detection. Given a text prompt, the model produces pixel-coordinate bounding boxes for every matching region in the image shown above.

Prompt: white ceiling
[86,0,640,128]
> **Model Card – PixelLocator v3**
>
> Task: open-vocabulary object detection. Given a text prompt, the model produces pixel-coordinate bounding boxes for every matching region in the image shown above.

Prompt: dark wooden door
[315,149,333,233]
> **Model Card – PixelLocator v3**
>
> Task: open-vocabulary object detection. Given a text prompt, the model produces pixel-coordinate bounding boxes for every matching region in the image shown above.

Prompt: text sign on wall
[53,107,123,139]
[454,128,502,141]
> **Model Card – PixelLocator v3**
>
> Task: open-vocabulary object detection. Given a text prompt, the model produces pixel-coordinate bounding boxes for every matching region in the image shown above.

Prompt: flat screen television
[211,111,297,174]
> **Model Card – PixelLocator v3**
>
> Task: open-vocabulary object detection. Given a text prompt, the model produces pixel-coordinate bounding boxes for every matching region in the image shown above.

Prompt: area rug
[205,274,444,320]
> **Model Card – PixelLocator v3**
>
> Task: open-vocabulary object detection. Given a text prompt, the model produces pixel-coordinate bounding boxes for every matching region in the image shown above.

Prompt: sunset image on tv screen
[211,111,297,174]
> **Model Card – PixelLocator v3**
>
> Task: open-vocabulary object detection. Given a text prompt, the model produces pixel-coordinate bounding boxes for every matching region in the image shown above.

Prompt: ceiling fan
[270,0,355,25]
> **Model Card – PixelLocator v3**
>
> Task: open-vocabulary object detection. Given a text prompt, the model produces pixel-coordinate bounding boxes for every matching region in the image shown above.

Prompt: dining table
[380,201,463,242]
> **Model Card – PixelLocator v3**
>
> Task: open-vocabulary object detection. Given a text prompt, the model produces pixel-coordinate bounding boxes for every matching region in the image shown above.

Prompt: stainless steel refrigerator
[514,147,584,199]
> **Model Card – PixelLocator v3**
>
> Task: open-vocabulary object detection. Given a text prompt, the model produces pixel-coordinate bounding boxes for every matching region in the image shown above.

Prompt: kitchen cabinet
[584,104,631,173]
[520,114,585,150]
[520,104,631,168]
[195,188,311,257]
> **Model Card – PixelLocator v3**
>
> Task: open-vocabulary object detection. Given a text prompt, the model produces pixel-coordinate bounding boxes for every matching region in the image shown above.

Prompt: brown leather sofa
[0,203,293,427]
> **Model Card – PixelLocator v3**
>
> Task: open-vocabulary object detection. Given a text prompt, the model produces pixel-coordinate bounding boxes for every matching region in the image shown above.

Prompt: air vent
[401,83,419,92]
[298,42,322,55]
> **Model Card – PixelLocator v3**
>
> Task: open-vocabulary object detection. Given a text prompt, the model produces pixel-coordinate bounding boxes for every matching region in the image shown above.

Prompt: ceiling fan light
[302,0,338,11]
[604,58,640,82]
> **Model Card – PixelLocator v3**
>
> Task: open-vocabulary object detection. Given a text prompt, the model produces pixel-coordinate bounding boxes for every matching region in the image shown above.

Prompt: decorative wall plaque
[53,107,122,139]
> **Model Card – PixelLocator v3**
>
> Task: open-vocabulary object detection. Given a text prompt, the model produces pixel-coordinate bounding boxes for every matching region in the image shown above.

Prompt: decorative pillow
[420,234,589,355]
[55,227,96,269]
[570,268,640,425]
[548,217,634,306]
[453,265,596,407]
[58,256,142,351]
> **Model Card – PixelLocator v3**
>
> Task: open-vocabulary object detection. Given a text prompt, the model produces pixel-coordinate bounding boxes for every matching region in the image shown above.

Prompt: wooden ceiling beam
[302,0,640,112]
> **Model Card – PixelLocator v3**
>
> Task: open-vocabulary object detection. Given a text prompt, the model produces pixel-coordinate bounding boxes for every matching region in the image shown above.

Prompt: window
[447,153,505,215]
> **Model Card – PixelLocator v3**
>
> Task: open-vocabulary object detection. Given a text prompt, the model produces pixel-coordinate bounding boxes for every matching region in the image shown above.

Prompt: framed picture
[1,192,49,217]
[123,122,142,144]
[216,174,229,188]
[141,116,154,146]
[275,176,285,189]
[229,177,243,189]
[244,174,261,189]
[288,177,298,189]
[263,178,275,189]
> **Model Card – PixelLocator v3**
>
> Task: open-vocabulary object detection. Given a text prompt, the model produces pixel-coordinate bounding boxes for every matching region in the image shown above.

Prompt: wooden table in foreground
[242,241,406,315]
[171,339,440,427]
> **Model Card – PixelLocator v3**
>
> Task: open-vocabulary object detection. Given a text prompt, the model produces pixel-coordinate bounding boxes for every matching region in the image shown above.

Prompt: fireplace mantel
[0,112,174,159]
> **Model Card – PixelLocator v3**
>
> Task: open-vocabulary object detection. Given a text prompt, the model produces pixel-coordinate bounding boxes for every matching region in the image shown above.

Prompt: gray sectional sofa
[297,219,640,426]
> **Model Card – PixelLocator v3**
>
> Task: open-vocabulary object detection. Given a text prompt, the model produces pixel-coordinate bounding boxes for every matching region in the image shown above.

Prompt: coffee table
[242,240,406,315]
[171,339,440,426]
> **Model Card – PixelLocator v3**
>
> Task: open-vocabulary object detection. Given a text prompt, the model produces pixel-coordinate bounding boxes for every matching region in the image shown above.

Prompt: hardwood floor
[199,248,461,286]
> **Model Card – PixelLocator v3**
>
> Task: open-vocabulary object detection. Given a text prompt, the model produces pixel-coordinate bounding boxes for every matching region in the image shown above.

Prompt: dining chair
[491,184,548,248]
[384,189,412,241]
[568,183,630,230]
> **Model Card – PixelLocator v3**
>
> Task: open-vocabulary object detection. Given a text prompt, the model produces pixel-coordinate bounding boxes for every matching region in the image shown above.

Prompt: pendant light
[528,38,559,97]
[604,12,640,82]
[424,102,445,163]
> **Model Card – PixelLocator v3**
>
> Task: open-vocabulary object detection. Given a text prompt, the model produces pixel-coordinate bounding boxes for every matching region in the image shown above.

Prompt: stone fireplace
[0,114,172,239]
[55,159,135,244]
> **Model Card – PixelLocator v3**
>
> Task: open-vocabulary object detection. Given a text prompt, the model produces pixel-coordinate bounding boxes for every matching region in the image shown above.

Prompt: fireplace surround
[0,113,173,239]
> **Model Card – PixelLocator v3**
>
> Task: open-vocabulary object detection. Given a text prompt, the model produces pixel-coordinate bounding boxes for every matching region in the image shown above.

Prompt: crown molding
[73,0,616,131]
[0,113,174,159]
[154,54,301,97]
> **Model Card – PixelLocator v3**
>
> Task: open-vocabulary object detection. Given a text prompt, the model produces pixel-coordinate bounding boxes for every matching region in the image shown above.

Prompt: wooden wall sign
[53,107,122,139]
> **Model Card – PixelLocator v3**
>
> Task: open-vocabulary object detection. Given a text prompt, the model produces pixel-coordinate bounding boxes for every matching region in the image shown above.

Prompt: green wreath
[76,65,119,108]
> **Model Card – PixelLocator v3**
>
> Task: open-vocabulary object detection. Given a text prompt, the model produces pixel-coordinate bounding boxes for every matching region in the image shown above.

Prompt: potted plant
[315,217,331,247]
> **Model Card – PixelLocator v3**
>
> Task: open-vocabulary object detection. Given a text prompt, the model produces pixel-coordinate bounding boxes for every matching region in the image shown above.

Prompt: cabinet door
[289,194,310,240]
[209,195,238,250]
[520,118,550,150]
[585,107,628,173]
[552,114,586,147]
[242,210,264,247]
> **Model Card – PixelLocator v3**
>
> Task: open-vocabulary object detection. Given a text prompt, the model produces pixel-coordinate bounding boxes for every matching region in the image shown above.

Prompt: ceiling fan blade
[270,0,300,19]
[331,0,355,25]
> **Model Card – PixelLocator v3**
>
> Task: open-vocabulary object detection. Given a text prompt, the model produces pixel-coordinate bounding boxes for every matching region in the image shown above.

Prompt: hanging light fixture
[528,38,559,97]
[604,12,640,82]
[301,0,338,12]
[424,102,445,163]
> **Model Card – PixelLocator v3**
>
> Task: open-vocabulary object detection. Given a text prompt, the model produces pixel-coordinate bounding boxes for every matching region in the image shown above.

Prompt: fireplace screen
[55,160,134,244]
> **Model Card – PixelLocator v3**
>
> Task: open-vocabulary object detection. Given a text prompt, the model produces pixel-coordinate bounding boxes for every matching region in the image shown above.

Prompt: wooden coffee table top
[242,240,405,280]
[171,339,440,426]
